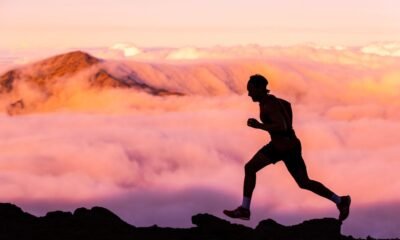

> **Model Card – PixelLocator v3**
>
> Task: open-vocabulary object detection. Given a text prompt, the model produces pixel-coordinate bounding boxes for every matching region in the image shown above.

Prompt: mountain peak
[35,50,101,71]
[0,50,101,94]
[0,50,183,114]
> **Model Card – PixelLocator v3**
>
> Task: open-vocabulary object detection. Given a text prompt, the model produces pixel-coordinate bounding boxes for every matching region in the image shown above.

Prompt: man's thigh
[246,144,281,173]
[282,144,309,181]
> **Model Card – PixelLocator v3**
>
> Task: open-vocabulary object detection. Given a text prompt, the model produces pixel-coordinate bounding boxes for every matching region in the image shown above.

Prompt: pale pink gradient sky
[1,0,399,49]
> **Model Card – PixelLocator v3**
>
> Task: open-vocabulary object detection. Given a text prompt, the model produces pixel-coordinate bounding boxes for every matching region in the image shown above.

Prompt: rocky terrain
[0,203,396,240]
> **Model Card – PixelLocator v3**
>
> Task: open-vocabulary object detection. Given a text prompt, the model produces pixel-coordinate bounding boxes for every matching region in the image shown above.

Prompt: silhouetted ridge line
[0,203,396,240]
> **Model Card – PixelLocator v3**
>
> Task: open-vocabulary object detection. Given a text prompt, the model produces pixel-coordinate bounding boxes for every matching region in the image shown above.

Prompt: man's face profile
[247,82,262,102]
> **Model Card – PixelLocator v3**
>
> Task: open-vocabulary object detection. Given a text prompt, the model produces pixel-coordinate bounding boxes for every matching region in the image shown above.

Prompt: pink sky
[1,0,399,49]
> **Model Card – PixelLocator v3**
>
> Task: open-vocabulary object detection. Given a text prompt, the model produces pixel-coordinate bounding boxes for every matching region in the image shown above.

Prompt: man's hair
[248,74,269,92]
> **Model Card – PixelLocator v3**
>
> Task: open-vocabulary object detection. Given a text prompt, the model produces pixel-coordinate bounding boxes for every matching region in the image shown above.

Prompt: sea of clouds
[0,44,400,238]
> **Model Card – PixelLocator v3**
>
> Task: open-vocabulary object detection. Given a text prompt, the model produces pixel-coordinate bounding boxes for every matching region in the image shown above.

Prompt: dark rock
[73,206,134,231]
[0,203,38,239]
[0,202,397,240]
[0,203,37,223]
[255,217,342,240]
[192,213,253,239]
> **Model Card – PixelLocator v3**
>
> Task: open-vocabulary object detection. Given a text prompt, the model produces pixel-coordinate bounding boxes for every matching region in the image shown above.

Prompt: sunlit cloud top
[1,0,400,49]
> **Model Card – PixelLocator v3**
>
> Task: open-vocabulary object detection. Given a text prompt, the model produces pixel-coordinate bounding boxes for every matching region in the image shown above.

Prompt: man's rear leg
[285,157,351,221]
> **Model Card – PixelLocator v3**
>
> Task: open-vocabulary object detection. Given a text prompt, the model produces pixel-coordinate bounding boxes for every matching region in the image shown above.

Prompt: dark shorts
[252,137,307,173]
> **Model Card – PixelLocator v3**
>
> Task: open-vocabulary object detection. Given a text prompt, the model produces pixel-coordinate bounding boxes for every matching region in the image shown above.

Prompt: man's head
[247,74,270,102]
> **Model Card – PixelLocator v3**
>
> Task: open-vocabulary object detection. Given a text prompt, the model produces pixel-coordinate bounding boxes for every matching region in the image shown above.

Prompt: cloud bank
[0,45,400,238]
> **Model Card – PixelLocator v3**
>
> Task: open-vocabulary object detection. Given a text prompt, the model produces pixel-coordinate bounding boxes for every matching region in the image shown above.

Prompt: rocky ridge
[0,203,396,240]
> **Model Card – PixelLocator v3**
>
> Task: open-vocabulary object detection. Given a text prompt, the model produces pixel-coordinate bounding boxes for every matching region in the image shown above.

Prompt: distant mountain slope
[0,50,181,94]
[0,51,101,93]
[0,51,182,114]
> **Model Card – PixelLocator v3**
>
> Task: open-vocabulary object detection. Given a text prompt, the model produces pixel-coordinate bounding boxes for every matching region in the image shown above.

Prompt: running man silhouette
[223,74,351,221]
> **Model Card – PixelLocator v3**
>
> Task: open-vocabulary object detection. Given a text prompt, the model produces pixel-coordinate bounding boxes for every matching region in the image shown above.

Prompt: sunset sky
[1,0,399,49]
[0,1,400,239]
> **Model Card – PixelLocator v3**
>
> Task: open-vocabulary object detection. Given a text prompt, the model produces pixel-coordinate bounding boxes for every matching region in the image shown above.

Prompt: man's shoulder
[265,94,288,103]
[270,94,291,105]
[262,95,280,109]
[265,94,277,101]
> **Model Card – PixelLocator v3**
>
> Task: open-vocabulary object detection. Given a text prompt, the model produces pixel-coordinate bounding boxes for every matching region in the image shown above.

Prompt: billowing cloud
[110,43,142,57]
[0,44,399,238]
[82,42,400,61]
[361,42,400,57]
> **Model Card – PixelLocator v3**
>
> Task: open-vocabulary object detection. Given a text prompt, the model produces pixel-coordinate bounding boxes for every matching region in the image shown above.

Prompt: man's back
[259,95,294,137]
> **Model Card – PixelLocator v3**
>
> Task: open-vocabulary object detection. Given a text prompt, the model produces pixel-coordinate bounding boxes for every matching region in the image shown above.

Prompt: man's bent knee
[245,162,256,175]
[245,155,269,175]
[296,179,311,189]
